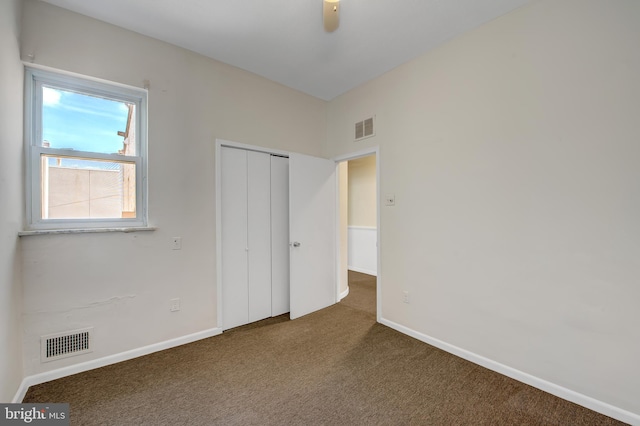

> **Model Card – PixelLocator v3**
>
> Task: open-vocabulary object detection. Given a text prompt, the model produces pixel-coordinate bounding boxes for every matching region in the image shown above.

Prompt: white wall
[0,0,25,402]
[19,0,326,376]
[326,0,640,417]
[347,227,377,276]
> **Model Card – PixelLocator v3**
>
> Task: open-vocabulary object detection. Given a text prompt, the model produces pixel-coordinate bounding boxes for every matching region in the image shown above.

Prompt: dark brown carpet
[23,271,626,425]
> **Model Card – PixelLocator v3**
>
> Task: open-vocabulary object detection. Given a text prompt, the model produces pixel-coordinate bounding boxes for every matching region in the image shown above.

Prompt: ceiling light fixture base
[323,0,340,32]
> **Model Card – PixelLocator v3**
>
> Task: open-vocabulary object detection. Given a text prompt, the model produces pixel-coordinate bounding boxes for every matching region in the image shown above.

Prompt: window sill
[18,226,157,237]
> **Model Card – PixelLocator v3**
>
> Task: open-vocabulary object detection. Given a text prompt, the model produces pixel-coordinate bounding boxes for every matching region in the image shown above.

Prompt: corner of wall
[0,0,25,403]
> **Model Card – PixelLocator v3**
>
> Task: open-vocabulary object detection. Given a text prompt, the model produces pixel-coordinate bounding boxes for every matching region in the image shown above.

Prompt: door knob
[290,241,301,247]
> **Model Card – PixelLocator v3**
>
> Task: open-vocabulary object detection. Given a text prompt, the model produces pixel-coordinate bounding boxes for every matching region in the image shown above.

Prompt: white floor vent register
[41,327,93,362]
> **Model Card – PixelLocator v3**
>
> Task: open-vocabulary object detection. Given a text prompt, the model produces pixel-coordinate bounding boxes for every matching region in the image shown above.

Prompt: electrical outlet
[171,237,182,250]
[402,291,409,304]
[385,194,395,206]
[170,298,180,312]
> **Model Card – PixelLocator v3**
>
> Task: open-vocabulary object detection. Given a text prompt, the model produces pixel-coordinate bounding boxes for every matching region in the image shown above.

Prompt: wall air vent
[41,327,93,363]
[355,116,375,141]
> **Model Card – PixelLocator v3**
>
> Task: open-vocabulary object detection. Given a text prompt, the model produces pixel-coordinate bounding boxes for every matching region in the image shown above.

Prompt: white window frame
[24,66,148,231]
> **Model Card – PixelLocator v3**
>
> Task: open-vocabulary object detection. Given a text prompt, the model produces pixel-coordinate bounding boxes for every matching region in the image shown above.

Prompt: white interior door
[289,153,337,319]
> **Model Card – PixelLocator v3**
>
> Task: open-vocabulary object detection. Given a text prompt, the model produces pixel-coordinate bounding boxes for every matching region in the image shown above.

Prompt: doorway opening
[336,149,380,321]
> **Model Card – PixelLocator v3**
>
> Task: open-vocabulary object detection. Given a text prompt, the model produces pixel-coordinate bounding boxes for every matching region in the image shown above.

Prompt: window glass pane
[41,86,136,156]
[41,155,136,220]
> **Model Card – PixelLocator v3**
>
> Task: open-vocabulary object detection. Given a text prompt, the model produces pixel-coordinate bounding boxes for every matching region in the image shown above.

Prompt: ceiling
[40,0,530,101]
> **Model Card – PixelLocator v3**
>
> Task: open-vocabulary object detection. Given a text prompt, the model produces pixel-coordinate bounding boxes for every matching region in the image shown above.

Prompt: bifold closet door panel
[271,155,290,316]
[247,151,272,322]
[221,147,249,330]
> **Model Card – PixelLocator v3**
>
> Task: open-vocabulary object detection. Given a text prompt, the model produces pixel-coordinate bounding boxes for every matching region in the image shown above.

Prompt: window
[25,67,147,230]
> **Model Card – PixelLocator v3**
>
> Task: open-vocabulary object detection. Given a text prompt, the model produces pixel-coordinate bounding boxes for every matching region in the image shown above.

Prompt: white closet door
[221,147,249,330]
[289,153,337,319]
[271,155,290,316]
[247,151,272,322]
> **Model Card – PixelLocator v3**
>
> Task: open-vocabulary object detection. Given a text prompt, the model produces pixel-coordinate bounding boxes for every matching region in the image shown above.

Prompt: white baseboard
[13,327,222,403]
[339,286,350,301]
[348,266,377,276]
[379,317,639,425]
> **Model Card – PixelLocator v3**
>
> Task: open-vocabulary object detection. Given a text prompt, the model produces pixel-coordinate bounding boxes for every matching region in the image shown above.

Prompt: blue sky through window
[42,86,130,155]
